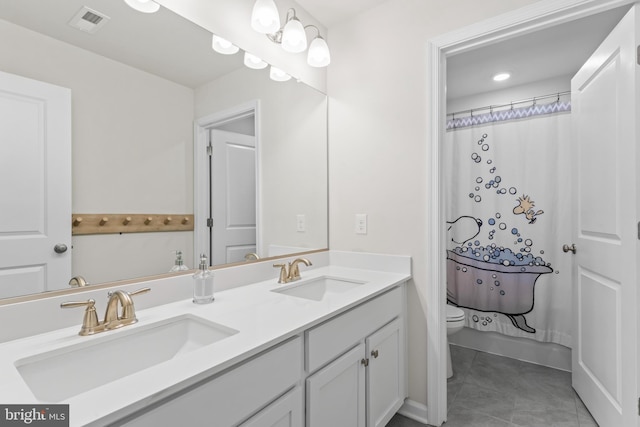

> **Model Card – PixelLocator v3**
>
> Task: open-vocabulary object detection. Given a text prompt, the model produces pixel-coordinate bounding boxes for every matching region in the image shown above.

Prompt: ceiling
[446,6,631,100]
[0,1,631,95]
[0,0,244,88]
[295,0,387,28]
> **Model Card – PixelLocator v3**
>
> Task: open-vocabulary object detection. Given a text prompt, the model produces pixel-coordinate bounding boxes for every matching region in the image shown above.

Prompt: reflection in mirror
[0,0,327,300]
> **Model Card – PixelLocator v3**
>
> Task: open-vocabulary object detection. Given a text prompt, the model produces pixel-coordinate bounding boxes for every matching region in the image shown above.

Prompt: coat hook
[181,217,189,225]
[73,217,83,226]
[164,217,172,225]
[123,216,132,225]
[144,217,153,225]
[99,217,109,226]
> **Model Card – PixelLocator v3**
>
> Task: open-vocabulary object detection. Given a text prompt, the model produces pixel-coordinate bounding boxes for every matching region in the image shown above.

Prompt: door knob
[562,244,576,254]
[54,243,68,254]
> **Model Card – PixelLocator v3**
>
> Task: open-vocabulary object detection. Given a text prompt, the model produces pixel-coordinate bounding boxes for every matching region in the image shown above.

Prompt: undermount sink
[15,314,238,402]
[271,276,367,301]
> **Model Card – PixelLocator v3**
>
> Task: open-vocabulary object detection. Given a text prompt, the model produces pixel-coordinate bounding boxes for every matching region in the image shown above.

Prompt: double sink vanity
[0,251,411,426]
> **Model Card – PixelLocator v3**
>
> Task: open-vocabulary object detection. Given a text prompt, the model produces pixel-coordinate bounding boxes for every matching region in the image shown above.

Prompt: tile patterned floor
[389,345,599,427]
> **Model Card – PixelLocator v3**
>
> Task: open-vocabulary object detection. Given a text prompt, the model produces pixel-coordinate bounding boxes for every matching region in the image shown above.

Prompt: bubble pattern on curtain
[445,105,572,346]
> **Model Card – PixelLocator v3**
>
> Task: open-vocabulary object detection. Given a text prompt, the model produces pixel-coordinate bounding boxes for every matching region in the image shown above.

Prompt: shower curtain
[445,101,572,346]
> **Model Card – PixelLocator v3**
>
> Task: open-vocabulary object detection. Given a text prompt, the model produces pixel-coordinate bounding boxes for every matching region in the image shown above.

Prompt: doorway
[425,0,638,425]
[194,101,260,267]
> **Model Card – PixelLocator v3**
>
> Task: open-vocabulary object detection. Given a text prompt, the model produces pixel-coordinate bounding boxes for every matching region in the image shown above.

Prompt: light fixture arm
[266,8,303,45]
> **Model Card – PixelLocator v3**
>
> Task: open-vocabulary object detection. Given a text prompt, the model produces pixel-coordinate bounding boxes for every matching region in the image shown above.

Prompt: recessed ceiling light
[493,73,511,82]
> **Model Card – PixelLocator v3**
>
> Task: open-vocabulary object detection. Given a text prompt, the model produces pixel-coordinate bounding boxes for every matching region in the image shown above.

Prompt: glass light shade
[212,35,239,55]
[251,0,280,34]
[307,36,330,67]
[124,0,160,13]
[244,52,268,70]
[269,66,291,82]
[281,18,307,53]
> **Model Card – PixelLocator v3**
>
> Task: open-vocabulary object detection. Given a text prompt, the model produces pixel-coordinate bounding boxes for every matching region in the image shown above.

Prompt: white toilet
[446,304,465,378]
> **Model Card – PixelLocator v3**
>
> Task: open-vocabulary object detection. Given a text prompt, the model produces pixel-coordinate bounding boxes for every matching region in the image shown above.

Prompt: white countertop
[0,264,410,426]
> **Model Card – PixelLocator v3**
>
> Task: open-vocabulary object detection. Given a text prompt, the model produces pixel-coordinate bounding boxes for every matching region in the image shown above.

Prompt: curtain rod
[447,91,571,117]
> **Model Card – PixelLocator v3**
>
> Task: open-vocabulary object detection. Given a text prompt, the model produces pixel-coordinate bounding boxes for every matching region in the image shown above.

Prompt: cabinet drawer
[305,286,402,373]
[120,337,302,427]
[240,386,303,427]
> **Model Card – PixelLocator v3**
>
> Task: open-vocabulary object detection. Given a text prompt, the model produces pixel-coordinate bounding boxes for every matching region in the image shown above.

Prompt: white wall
[0,19,195,284]
[327,0,541,407]
[447,75,572,115]
[195,67,328,256]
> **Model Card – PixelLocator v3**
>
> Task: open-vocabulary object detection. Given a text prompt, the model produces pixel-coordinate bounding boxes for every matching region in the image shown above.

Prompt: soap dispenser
[170,250,189,272]
[193,254,214,304]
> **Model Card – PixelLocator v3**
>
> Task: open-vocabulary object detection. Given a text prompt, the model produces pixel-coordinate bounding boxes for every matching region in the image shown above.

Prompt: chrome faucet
[273,258,312,283]
[61,287,150,336]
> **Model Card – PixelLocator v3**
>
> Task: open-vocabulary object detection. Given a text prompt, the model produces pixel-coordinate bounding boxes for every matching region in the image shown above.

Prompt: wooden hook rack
[72,214,194,235]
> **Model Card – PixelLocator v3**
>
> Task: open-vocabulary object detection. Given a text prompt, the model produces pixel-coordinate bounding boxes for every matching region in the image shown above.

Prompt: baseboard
[398,399,429,425]
[449,328,572,371]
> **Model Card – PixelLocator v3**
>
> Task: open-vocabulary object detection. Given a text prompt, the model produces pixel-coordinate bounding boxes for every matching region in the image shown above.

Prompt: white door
[0,71,71,299]
[366,318,405,427]
[306,343,366,427]
[210,129,257,265]
[570,6,639,426]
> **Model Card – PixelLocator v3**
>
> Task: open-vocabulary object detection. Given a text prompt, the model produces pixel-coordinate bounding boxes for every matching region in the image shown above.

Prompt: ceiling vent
[68,6,110,34]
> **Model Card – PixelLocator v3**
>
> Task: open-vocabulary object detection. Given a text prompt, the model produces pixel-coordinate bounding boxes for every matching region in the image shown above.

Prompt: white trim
[193,100,261,263]
[397,399,429,425]
[425,0,637,425]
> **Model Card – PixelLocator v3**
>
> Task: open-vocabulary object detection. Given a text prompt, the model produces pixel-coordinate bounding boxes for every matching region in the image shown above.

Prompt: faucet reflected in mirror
[0,0,328,301]
[60,288,151,336]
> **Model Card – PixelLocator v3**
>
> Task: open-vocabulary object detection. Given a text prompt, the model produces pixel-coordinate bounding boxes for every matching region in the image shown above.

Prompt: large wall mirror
[0,0,328,301]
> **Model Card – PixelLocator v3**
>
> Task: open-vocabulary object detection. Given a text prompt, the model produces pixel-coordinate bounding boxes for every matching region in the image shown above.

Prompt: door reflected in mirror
[0,0,328,300]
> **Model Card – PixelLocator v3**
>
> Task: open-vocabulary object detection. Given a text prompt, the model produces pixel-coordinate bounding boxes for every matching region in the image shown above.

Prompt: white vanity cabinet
[118,337,303,427]
[305,286,406,427]
[113,284,406,427]
[239,387,303,427]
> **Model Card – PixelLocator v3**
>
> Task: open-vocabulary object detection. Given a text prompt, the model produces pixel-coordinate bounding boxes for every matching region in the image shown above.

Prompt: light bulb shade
[212,35,239,55]
[269,66,291,82]
[281,17,307,53]
[307,36,330,67]
[251,0,280,34]
[124,0,160,13]
[244,52,268,70]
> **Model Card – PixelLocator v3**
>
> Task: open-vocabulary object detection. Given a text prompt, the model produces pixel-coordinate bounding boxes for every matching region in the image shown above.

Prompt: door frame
[194,100,261,265]
[425,0,637,424]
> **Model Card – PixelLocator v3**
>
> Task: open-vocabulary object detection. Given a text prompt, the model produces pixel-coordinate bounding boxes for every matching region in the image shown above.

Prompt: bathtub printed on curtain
[445,102,573,346]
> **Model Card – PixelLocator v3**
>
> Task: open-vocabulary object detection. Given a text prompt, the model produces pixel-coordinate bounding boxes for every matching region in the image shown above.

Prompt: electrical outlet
[355,214,367,235]
[297,214,306,232]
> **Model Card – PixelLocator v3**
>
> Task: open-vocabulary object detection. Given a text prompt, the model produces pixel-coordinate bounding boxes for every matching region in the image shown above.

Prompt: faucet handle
[273,263,290,284]
[129,287,151,297]
[60,299,101,336]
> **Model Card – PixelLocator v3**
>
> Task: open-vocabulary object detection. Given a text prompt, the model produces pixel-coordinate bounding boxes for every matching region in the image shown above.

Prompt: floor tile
[443,405,515,427]
[453,382,516,422]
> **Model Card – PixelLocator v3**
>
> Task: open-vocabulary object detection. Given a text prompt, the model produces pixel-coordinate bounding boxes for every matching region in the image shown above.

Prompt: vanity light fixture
[251,2,331,67]
[251,0,280,34]
[493,72,511,82]
[269,65,291,82]
[123,0,160,14]
[212,34,240,55]
[244,52,268,70]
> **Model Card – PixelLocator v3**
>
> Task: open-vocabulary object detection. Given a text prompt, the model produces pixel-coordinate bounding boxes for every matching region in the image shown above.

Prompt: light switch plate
[355,214,367,235]
[297,214,306,232]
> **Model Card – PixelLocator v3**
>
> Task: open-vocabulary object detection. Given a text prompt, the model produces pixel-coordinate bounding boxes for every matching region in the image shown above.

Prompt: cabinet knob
[361,358,369,367]
[371,349,379,358]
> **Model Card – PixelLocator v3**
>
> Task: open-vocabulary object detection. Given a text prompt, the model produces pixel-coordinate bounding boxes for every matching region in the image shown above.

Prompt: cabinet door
[240,387,303,427]
[306,343,366,427]
[366,318,404,427]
